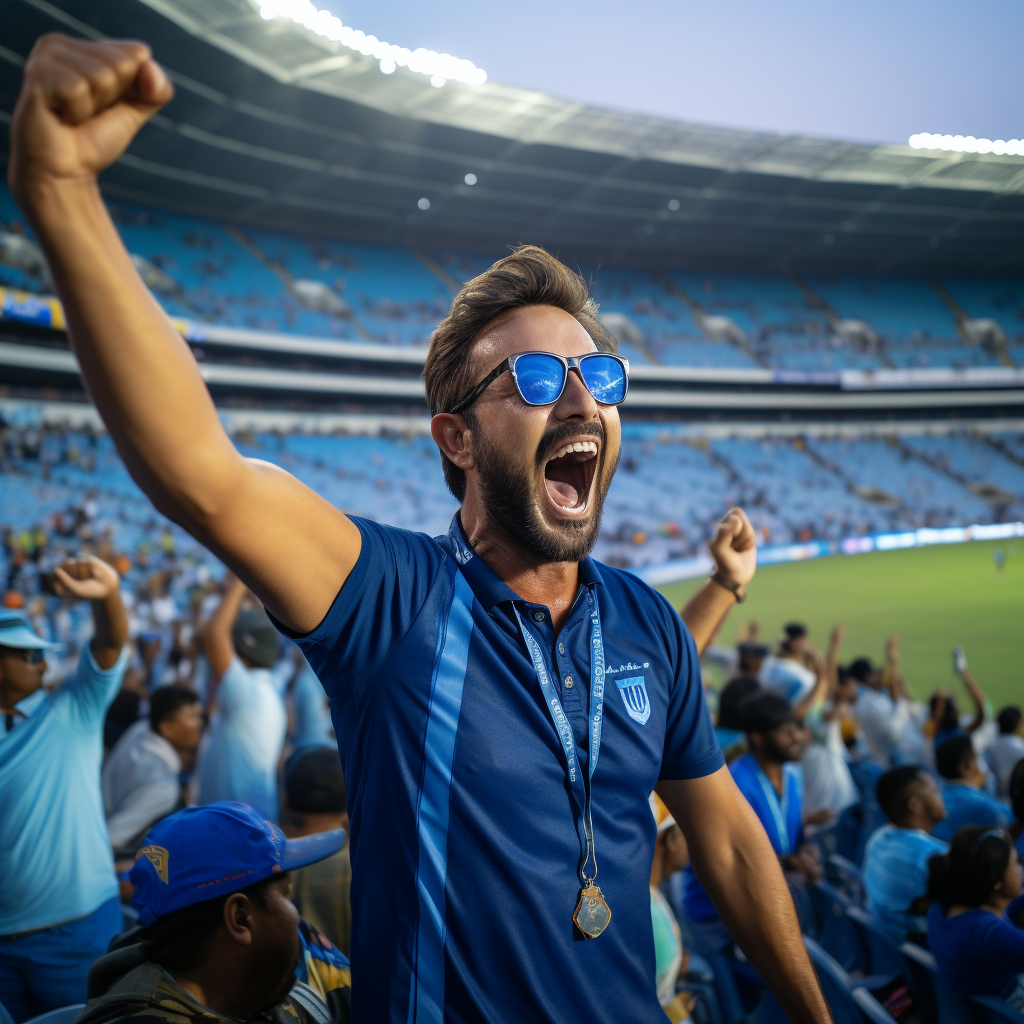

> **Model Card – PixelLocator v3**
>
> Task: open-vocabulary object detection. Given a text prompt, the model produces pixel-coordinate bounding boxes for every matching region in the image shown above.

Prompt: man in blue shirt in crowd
[0,556,129,1020]
[863,765,949,942]
[933,735,1010,843]
[9,37,831,1024]
[197,576,287,822]
[684,693,822,954]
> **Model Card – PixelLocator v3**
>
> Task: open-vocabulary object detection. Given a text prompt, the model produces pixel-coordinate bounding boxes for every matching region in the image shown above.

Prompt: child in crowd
[927,827,1024,1009]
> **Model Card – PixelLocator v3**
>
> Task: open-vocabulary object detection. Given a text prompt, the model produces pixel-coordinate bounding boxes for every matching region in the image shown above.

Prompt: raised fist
[8,33,172,204]
[708,507,757,592]
[51,554,121,601]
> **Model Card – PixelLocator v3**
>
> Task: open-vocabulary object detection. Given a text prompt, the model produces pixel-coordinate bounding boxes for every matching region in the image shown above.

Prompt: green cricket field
[658,539,1023,710]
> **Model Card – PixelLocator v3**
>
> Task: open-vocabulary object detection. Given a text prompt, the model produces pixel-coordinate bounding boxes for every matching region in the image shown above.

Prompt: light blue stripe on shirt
[407,571,474,1024]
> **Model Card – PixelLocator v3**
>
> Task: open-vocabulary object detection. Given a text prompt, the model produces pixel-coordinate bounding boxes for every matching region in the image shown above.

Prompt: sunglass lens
[580,355,627,405]
[514,353,566,405]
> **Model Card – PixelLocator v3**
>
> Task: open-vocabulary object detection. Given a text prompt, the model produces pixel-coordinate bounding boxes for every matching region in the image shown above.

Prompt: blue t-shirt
[683,753,804,921]
[197,657,287,822]
[932,781,1011,843]
[283,516,723,1024]
[0,647,127,933]
[863,825,948,941]
[927,894,1024,998]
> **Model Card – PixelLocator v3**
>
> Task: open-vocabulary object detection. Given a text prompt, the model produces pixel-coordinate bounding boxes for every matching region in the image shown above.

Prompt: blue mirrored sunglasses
[449,351,629,415]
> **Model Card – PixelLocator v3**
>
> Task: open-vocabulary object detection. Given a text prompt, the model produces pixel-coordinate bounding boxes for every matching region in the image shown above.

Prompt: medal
[515,590,612,937]
[574,882,612,939]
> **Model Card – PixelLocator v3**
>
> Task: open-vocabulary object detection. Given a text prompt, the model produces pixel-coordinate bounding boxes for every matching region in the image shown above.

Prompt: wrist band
[710,572,746,604]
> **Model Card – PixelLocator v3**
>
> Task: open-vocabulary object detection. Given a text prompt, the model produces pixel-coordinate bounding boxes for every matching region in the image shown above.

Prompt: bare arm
[658,770,831,1024]
[52,555,127,669]
[954,649,986,734]
[202,577,247,682]
[9,35,360,633]
[679,508,757,656]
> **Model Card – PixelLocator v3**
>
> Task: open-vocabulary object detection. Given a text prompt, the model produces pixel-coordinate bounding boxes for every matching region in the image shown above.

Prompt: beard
[471,417,619,564]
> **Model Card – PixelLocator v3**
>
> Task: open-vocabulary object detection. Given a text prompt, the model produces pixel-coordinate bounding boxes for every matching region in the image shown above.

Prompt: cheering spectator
[863,766,949,943]
[80,802,350,1023]
[650,793,694,1023]
[926,827,1024,1009]
[764,624,821,713]
[683,693,820,956]
[715,675,760,759]
[987,707,1024,798]
[0,556,128,1021]
[103,686,204,849]
[933,735,1011,842]
[197,577,286,822]
[283,746,352,955]
[926,647,987,751]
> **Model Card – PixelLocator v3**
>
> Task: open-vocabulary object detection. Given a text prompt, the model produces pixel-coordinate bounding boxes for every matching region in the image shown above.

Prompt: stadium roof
[3,0,1024,274]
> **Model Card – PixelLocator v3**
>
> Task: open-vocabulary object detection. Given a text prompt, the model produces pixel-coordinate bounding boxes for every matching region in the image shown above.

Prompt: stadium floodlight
[258,0,488,86]
[909,133,1024,156]
[464,173,478,185]
[417,197,431,210]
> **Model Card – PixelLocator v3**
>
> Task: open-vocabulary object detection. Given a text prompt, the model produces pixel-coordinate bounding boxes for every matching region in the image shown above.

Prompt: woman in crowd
[926,827,1024,1009]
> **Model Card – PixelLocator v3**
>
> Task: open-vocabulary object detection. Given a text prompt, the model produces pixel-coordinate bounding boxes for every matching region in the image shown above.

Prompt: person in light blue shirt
[0,556,129,1022]
[863,766,949,942]
[197,576,286,822]
[290,658,336,750]
[933,735,1010,843]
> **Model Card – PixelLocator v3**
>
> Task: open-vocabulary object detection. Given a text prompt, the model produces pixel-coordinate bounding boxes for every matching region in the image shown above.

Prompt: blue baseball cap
[130,801,345,927]
[0,610,61,651]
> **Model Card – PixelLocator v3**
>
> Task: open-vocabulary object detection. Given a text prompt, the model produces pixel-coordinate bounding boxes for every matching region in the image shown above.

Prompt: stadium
[1,1,1023,1023]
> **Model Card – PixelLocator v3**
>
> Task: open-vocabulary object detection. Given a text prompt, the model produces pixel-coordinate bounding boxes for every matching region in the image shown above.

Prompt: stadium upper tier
[2,0,1024,274]
[1,184,1022,373]
[3,422,1024,574]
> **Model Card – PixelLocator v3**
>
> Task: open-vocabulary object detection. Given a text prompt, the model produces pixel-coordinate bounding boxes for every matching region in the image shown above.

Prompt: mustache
[534,422,605,469]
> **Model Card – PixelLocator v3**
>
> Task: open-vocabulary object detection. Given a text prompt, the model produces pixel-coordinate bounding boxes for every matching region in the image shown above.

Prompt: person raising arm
[8,35,360,634]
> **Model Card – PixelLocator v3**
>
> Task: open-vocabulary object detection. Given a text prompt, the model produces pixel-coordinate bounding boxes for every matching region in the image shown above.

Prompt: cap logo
[138,845,170,884]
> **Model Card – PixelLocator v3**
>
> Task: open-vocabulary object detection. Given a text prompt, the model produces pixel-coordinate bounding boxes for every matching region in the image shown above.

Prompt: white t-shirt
[197,657,287,822]
[987,733,1024,797]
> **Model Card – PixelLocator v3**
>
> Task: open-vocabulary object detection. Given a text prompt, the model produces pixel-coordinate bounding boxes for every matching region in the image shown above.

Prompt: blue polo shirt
[683,753,804,922]
[285,515,723,1024]
[0,647,127,934]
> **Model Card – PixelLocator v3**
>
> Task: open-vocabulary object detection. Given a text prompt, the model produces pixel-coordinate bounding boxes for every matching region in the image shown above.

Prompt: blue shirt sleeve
[658,595,726,781]
[54,645,128,729]
[277,518,448,698]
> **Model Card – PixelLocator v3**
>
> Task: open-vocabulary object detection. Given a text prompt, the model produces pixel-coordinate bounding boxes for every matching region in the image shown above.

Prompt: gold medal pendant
[573,883,612,939]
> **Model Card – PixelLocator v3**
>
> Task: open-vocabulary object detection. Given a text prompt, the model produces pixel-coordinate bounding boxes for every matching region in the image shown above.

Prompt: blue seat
[752,937,897,1024]
[967,995,1024,1024]
[828,854,865,905]
[810,882,865,973]
[900,942,974,1024]
[23,1006,86,1024]
[845,906,905,977]
[0,1001,15,1024]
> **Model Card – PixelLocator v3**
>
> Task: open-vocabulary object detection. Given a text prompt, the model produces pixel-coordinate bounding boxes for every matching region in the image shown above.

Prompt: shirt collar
[446,514,604,612]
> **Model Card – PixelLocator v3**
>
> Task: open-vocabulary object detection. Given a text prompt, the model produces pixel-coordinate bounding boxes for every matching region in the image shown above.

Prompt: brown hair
[424,245,616,499]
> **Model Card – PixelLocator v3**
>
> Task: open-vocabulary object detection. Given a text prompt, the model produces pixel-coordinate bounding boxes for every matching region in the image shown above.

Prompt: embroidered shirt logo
[615,675,651,725]
[137,845,169,884]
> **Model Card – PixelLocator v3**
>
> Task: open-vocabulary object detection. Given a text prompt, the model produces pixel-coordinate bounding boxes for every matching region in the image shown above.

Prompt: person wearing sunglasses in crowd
[8,36,830,1024]
[926,827,1024,1009]
[0,556,129,1021]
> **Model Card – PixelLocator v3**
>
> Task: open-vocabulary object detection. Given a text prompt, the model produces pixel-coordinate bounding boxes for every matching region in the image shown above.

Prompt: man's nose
[554,366,599,419]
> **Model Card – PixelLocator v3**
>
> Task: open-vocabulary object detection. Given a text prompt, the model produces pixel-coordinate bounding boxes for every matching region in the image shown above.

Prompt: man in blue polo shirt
[9,39,830,1024]
[0,556,129,1020]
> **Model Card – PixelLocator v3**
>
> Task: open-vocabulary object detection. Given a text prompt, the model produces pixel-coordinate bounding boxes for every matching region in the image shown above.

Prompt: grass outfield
[658,539,1023,710]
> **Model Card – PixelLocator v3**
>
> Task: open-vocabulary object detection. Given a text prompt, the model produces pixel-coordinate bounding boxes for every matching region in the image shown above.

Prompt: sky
[322,0,1023,145]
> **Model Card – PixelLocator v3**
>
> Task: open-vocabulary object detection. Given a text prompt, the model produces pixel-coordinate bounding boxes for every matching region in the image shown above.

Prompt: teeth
[550,440,598,460]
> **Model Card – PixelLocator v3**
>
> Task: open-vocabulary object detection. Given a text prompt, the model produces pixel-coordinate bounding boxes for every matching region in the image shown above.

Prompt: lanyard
[513,588,606,886]
[754,762,792,855]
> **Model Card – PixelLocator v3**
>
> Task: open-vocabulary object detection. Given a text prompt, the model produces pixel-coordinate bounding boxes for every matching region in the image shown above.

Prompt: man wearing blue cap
[0,556,129,1021]
[80,802,350,1024]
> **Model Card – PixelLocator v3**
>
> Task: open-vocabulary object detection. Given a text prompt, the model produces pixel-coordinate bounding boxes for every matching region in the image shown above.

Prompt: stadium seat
[844,905,905,978]
[967,995,1024,1024]
[0,1001,14,1024]
[900,941,974,1024]
[21,1006,86,1024]
[752,937,898,1024]
[810,883,864,973]
[827,854,865,905]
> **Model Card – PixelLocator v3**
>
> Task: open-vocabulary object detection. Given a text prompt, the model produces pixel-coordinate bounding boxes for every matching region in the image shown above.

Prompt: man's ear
[430,414,475,474]
[222,892,255,946]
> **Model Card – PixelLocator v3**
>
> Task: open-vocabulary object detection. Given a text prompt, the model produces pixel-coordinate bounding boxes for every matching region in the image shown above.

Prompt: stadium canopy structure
[3,0,1024,276]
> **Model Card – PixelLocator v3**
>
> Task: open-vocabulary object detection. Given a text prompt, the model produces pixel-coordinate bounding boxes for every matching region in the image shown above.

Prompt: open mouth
[543,439,599,514]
